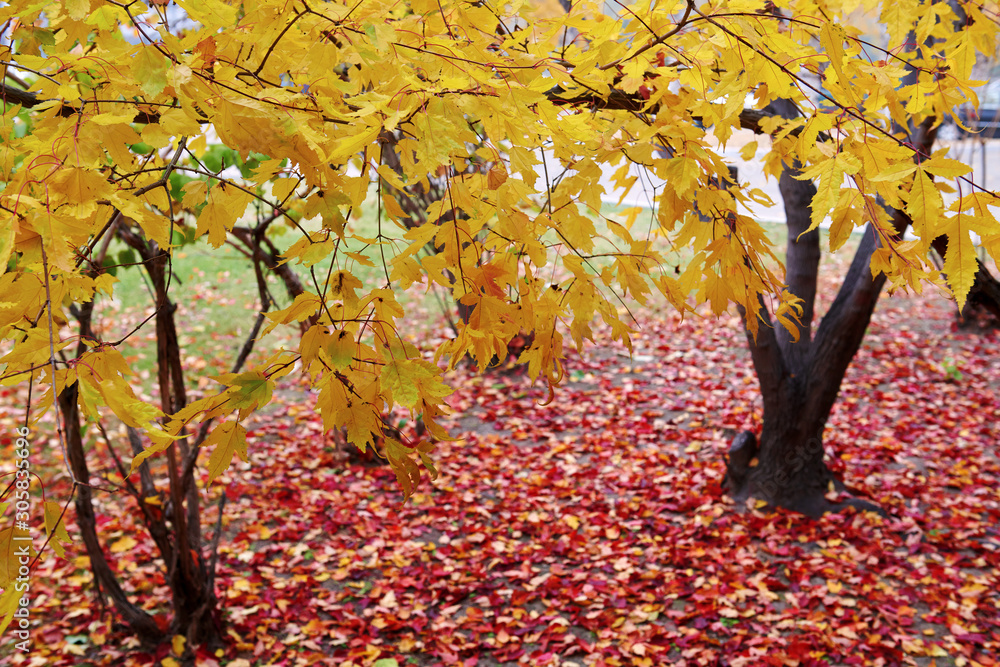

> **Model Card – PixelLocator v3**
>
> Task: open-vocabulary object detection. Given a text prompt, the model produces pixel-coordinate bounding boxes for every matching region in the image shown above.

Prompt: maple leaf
[197,184,254,248]
[204,421,249,483]
[381,359,451,409]
[43,501,73,558]
[797,153,860,232]
[226,371,274,420]
[940,216,977,311]
[132,47,169,97]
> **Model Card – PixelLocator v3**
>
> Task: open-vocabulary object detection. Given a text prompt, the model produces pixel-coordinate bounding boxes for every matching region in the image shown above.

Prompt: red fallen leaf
[22,276,1000,666]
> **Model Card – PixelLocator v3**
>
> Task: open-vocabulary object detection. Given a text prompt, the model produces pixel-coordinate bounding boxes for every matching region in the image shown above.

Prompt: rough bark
[729,223,894,517]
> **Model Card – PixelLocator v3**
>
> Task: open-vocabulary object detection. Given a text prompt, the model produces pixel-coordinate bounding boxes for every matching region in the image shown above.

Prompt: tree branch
[766,98,820,366]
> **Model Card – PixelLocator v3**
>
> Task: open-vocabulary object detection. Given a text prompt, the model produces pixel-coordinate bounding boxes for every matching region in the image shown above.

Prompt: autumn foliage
[1,0,999,653]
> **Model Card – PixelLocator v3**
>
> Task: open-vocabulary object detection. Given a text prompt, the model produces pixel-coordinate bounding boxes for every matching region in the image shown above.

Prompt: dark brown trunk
[747,387,833,515]
[148,251,220,646]
[729,91,937,516]
[961,259,1000,326]
[59,301,164,645]
[117,226,223,648]
[931,234,1000,326]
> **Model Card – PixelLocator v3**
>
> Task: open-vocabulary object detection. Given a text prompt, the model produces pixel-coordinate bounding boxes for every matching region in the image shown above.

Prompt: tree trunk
[60,301,165,645]
[149,250,221,646]
[931,234,1000,327]
[118,227,223,648]
[729,230,894,517]
[961,258,1000,326]
[727,98,936,517]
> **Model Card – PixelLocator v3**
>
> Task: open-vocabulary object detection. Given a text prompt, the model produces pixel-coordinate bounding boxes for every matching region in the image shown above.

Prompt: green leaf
[228,371,274,420]
[380,359,451,409]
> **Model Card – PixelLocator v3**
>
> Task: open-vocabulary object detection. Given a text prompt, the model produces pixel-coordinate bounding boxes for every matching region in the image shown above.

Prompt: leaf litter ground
[5,278,1000,667]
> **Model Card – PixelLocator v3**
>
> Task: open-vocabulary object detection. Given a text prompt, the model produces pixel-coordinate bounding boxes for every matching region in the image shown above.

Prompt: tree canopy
[1,0,999,634]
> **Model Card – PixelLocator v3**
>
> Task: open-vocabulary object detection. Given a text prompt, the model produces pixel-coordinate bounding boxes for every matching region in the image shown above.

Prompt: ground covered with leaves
[5,280,1000,667]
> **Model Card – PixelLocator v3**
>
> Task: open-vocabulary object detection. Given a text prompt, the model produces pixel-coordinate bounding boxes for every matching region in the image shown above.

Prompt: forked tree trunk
[727,78,1000,515]
[725,99,932,517]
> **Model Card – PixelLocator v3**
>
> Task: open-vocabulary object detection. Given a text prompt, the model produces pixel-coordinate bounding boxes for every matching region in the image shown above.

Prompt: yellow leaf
[176,0,238,26]
[703,272,730,315]
[227,371,273,420]
[132,47,168,98]
[110,536,138,553]
[820,23,855,106]
[0,587,23,637]
[920,154,972,179]
[380,359,451,408]
[829,191,862,252]
[390,254,423,289]
[197,184,253,248]
[271,178,299,203]
[158,108,202,137]
[325,329,356,370]
[906,169,943,248]
[140,123,173,150]
[128,429,183,475]
[65,0,91,21]
[798,153,859,231]
[941,217,977,311]
[85,5,122,30]
[204,421,249,484]
[53,167,111,204]
[383,437,422,499]
[172,634,186,656]
[44,501,72,558]
[95,375,163,429]
[868,162,915,182]
[262,292,321,336]
[0,527,34,587]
